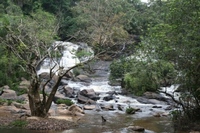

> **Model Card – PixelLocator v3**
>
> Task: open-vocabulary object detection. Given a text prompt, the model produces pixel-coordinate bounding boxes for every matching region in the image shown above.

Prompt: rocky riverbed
[0,60,182,133]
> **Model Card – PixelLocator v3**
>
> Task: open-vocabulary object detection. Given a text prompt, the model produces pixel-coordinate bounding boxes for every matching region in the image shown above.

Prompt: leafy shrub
[126,107,136,114]
[124,60,176,95]
[73,67,80,77]
[56,99,74,106]
[109,58,133,81]
[0,98,7,105]
[11,120,27,128]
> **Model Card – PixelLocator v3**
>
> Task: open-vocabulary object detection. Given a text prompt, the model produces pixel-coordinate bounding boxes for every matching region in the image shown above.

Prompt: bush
[0,98,7,105]
[125,60,176,95]
[109,58,133,81]
[73,68,80,77]
[56,99,74,106]
[126,107,136,114]
[10,120,27,128]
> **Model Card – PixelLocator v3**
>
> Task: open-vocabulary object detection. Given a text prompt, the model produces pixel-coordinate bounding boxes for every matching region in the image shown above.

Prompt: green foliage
[125,107,136,114]
[71,0,135,48]
[143,0,200,130]
[76,50,93,59]
[110,56,176,95]
[73,67,80,77]
[56,99,74,106]
[10,120,27,128]
[109,58,133,81]
[0,98,7,105]
[0,46,28,87]
[0,99,13,105]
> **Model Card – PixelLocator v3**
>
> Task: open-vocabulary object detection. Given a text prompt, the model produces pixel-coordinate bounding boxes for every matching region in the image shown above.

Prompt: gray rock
[63,86,75,98]
[76,75,92,83]
[127,126,145,132]
[77,94,96,104]
[83,105,96,110]
[0,88,17,100]
[79,89,100,101]
[101,104,115,111]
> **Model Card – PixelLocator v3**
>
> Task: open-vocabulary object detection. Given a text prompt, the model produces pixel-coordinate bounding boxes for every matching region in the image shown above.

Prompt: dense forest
[0,0,199,131]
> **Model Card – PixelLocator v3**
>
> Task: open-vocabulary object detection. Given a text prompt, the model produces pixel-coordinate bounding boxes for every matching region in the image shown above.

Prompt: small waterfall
[37,41,94,75]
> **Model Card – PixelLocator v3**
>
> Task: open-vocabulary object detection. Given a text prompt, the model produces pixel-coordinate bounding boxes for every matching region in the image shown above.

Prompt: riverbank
[0,113,76,131]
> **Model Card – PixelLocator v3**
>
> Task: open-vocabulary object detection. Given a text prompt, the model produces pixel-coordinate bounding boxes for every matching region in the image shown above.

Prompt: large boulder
[79,89,100,101]
[143,91,167,101]
[19,80,30,89]
[77,94,96,104]
[101,104,115,111]
[56,104,85,116]
[63,86,75,98]
[0,88,17,100]
[39,72,59,87]
[53,92,67,103]
[76,75,92,83]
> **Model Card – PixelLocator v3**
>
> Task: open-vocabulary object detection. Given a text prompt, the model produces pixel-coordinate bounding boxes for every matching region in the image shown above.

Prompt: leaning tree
[0,3,90,117]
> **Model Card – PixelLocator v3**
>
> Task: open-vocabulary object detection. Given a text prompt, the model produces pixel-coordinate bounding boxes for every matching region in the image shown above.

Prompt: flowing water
[0,41,179,133]
[39,42,178,133]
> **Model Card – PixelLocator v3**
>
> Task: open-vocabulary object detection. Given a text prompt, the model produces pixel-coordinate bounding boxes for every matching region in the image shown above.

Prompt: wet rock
[103,91,118,101]
[108,80,121,86]
[127,126,145,132]
[76,75,92,83]
[77,94,96,104]
[83,105,96,110]
[165,105,173,110]
[63,86,75,98]
[136,97,152,104]
[117,104,124,111]
[152,105,162,108]
[103,95,115,101]
[106,91,118,95]
[60,79,69,85]
[54,91,66,100]
[79,89,100,101]
[39,72,59,87]
[53,92,69,104]
[57,104,85,116]
[148,99,166,105]
[63,71,73,79]
[68,104,85,116]
[143,91,167,102]
[101,104,115,111]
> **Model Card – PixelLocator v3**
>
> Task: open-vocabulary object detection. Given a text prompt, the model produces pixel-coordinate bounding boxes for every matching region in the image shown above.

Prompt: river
[0,41,179,133]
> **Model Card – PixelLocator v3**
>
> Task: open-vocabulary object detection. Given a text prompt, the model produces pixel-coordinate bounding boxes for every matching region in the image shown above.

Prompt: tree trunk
[28,77,47,117]
[28,72,62,117]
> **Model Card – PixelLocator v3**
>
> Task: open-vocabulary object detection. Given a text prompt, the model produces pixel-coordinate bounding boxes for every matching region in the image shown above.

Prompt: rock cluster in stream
[0,62,180,132]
